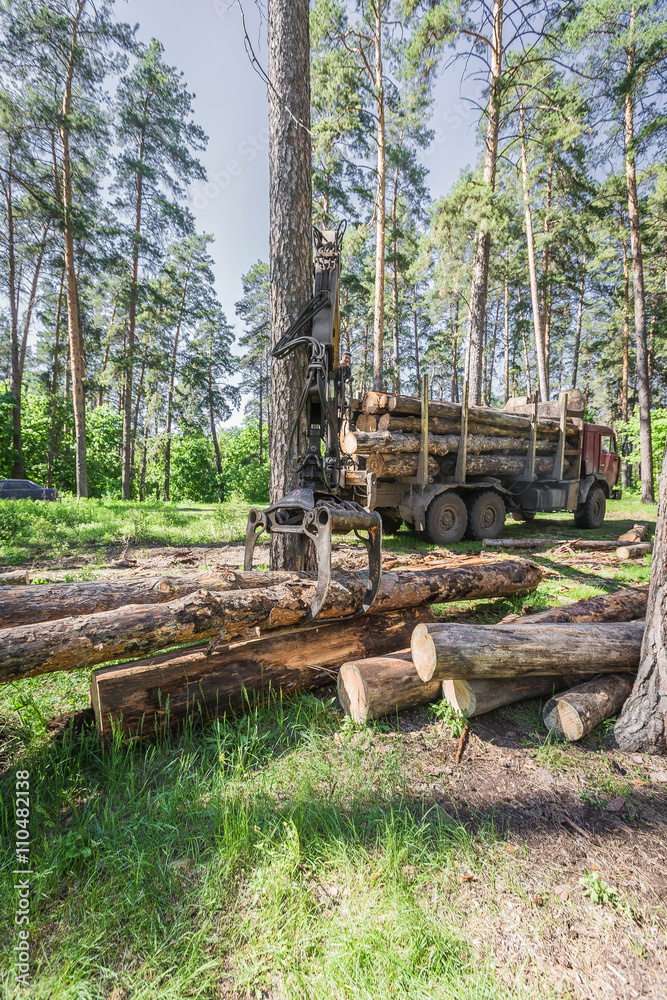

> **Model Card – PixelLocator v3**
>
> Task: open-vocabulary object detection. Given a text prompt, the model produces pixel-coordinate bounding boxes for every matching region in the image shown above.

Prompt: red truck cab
[582,424,621,492]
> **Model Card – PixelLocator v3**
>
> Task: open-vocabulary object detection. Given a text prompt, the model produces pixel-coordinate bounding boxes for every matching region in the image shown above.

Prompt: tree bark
[520,106,548,402]
[411,621,644,683]
[444,676,566,719]
[0,559,542,682]
[372,0,386,391]
[544,674,634,741]
[268,0,312,569]
[501,584,648,624]
[614,441,667,751]
[92,607,434,738]
[338,651,441,724]
[0,569,309,628]
[0,570,29,586]
[164,268,190,501]
[467,0,503,405]
[365,452,440,478]
[624,18,654,502]
[616,542,653,560]
[484,538,621,552]
[344,429,558,458]
[60,0,88,497]
[572,266,585,388]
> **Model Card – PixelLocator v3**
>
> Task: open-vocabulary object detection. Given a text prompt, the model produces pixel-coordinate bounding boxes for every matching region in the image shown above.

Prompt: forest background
[1,0,666,507]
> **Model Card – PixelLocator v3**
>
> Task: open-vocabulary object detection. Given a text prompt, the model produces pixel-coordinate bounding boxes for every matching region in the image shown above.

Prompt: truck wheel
[573,486,606,529]
[426,493,467,544]
[465,491,506,540]
[380,513,403,536]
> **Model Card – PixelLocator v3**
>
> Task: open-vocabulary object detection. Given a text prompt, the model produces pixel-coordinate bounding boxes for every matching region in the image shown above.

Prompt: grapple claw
[243,493,382,621]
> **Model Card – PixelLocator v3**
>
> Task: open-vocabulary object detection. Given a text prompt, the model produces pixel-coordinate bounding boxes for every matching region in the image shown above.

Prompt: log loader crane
[244,223,383,621]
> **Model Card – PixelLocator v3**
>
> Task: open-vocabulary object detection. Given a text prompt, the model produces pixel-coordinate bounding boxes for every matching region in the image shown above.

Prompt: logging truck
[339,384,621,545]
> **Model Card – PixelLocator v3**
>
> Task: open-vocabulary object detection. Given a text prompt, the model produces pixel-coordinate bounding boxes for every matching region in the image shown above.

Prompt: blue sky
[126,0,482,414]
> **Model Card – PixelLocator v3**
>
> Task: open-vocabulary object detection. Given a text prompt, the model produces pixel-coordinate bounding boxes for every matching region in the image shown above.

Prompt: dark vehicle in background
[0,479,59,501]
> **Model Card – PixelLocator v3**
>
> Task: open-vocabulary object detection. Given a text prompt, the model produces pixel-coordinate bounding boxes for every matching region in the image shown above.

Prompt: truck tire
[426,492,467,544]
[380,513,403,536]
[573,486,606,529]
[465,491,507,541]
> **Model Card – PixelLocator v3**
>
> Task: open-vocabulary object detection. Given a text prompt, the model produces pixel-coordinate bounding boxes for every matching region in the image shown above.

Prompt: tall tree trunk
[268,0,312,569]
[625,17,654,502]
[47,271,66,488]
[614,440,667,751]
[3,152,23,477]
[60,1,88,497]
[413,284,420,388]
[466,0,503,405]
[372,1,386,391]
[208,357,223,501]
[520,107,548,403]
[19,222,49,381]
[539,162,552,392]
[504,250,510,402]
[517,289,532,397]
[163,272,189,501]
[485,298,500,405]
[451,294,459,402]
[572,265,585,388]
[122,119,147,500]
[391,163,400,393]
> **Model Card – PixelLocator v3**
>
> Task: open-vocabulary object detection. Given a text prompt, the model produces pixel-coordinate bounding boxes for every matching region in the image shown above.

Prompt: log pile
[0,556,544,739]
[337,586,648,733]
[345,391,581,481]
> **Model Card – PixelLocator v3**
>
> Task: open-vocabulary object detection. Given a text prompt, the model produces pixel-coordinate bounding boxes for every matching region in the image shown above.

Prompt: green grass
[1,695,532,1000]
[0,493,658,997]
[0,497,253,566]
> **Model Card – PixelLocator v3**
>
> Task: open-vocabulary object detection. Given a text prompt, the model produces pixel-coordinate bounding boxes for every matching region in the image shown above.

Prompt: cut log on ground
[365,453,440,478]
[337,650,441,724]
[411,621,645,683]
[0,569,29,586]
[0,559,542,683]
[91,607,434,738]
[502,585,649,624]
[442,676,568,718]
[543,674,634,741]
[616,542,653,560]
[617,523,649,544]
[483,538,620,551]
[0,570,310,628]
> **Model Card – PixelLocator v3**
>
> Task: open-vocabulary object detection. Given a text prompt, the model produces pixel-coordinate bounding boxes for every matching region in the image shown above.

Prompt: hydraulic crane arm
[244,223,382,621]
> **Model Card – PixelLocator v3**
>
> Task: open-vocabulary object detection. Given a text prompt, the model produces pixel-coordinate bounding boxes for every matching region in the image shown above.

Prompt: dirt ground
[338,701,667,999]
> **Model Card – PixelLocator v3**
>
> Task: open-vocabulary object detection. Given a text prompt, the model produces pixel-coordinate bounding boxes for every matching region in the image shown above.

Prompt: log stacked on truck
[345,391,581,481]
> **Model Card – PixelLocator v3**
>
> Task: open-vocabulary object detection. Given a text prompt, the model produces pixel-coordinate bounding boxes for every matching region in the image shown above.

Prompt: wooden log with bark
[343,429,560,458]
[384,393,578,439]
[483,538,620,551]
[443,676,568,718]
[411,621,644,683]
[616,542,653,560]
[91,607,435,738]
[617,523,649,544]
[614,442,667,752]
[501,585,649,624]
[0,569,29,586]
[362,391,389,413]
[0,570,309,629]
[376,410,579,444]
[364,453,440,479]
[543,674,634,741]
[0,559,542,683]
[337,650,442,724]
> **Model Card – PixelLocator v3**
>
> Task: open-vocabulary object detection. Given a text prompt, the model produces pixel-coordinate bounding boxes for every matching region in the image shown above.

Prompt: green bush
[617,409,667,486]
